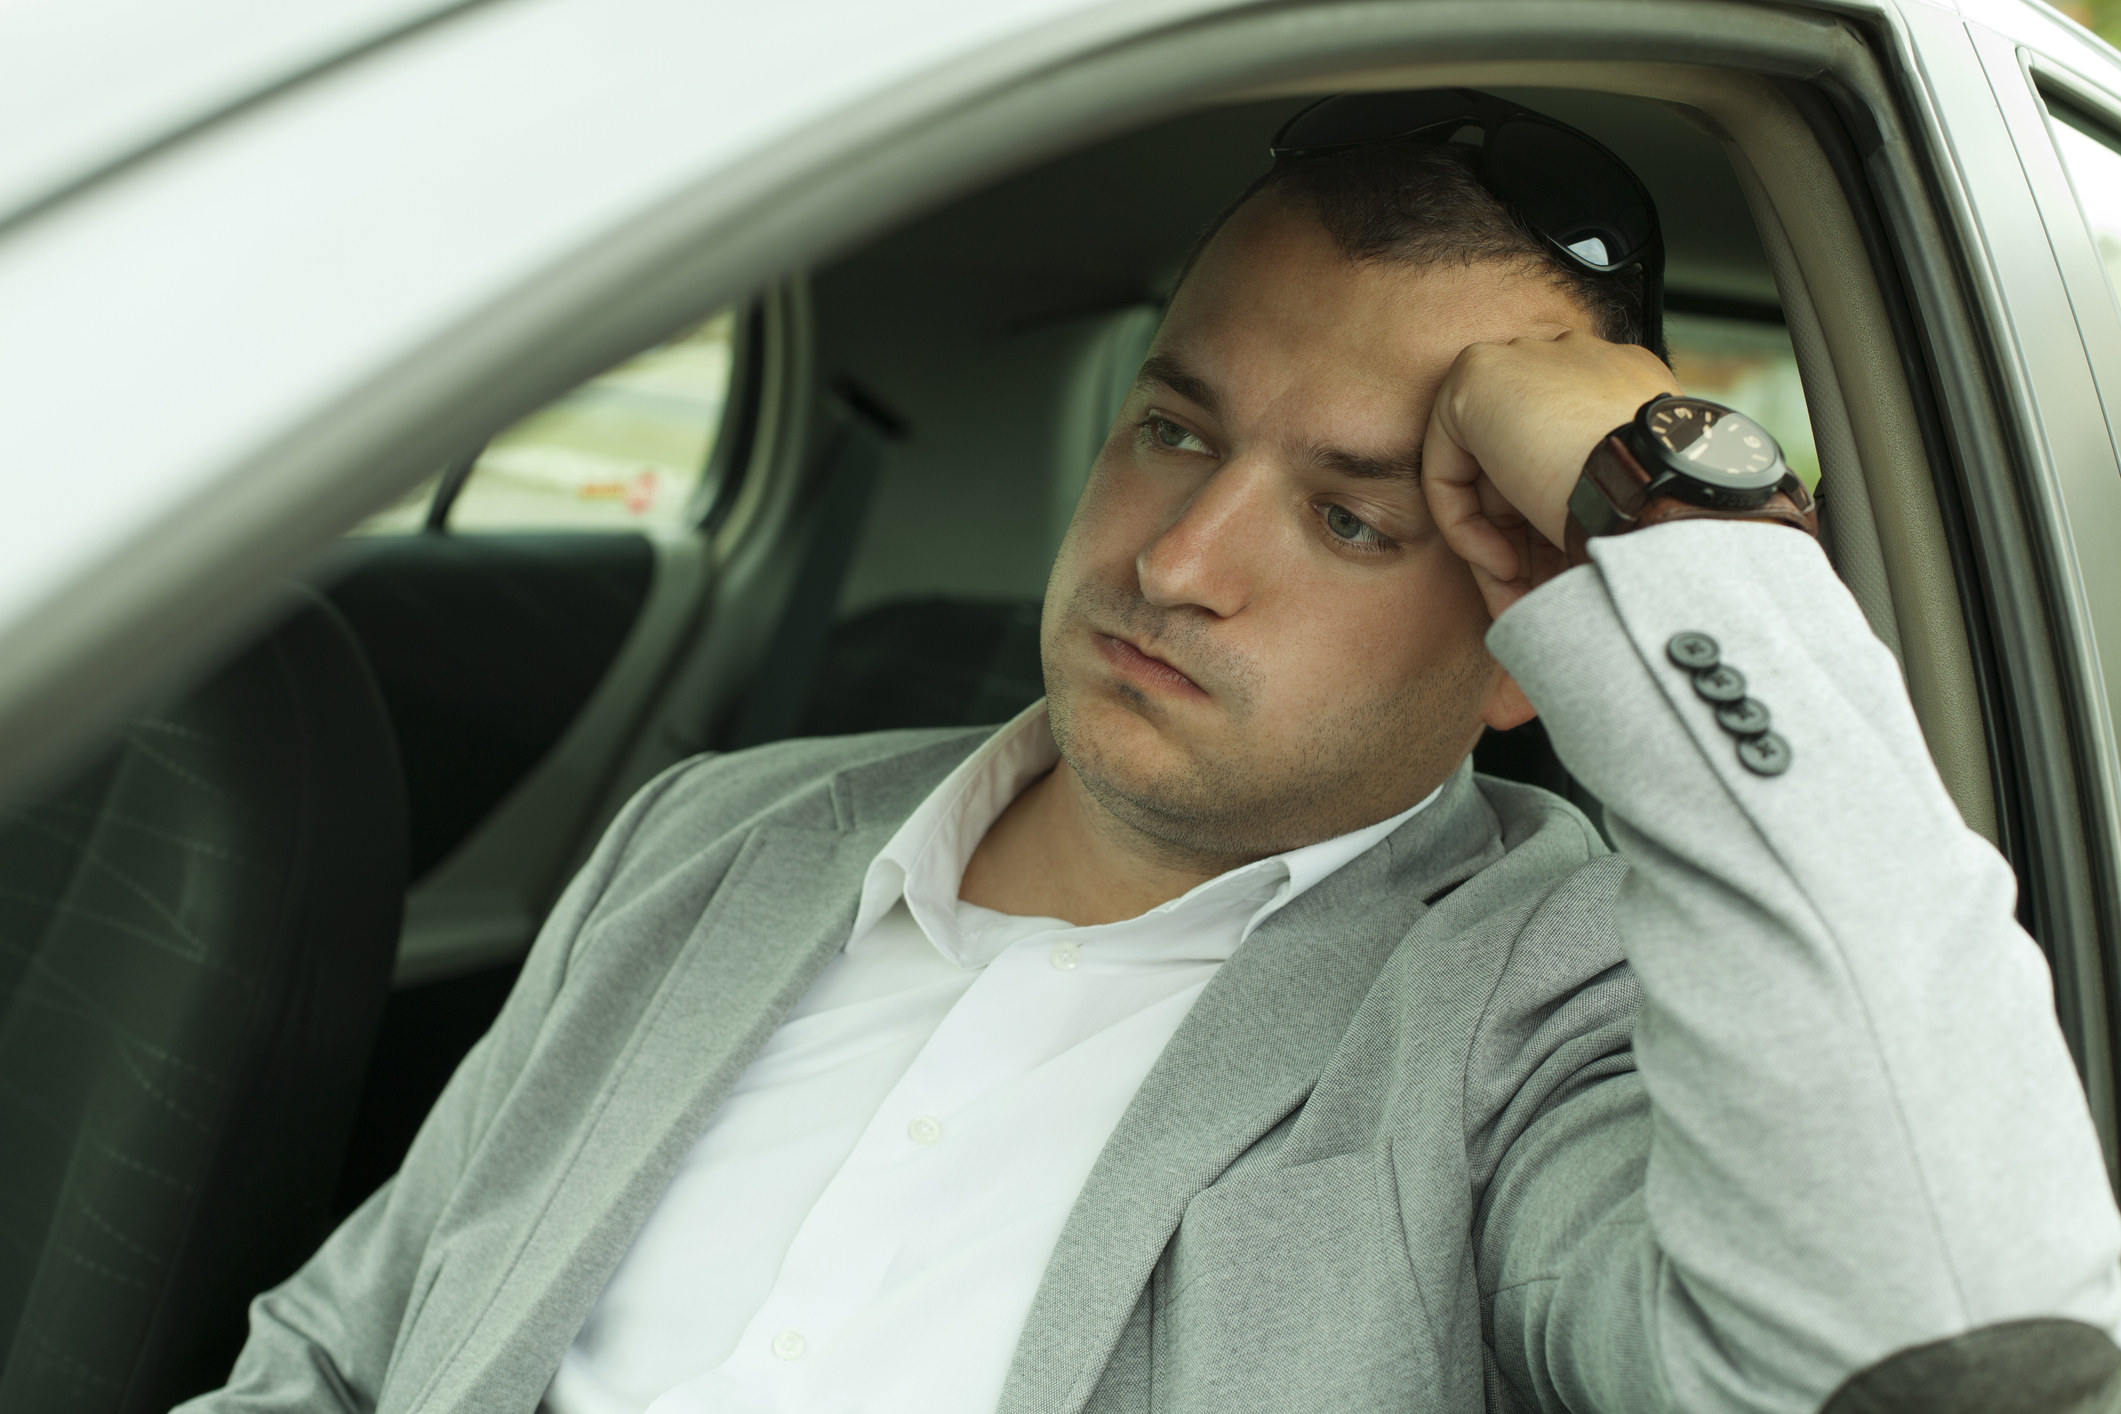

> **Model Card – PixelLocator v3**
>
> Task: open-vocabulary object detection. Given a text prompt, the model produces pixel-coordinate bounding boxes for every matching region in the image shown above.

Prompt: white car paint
[0,0,468,224]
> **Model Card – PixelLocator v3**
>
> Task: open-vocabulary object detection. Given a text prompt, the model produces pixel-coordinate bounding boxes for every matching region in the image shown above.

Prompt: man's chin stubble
[1062,737,1284,875]
[1044,641,1495,868]
[1048,679,1352,870]
[1039,576,1494,863]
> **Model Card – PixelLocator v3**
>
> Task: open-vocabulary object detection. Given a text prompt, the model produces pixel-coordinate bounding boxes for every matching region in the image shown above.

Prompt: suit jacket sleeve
[1476,519,2121,1412]
[174,758,706,1413]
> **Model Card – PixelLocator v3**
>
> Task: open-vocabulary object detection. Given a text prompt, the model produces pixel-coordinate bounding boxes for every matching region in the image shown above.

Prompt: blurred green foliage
[2062,0,2121,48]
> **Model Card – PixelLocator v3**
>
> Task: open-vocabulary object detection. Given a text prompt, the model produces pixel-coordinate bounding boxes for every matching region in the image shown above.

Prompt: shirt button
[907,1115,943,1145]
[771,1330,807,1361]
[1050,942,1080,971]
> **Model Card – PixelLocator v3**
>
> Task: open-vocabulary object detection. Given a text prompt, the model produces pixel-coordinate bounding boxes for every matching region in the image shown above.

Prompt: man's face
[1041,193,1592,861]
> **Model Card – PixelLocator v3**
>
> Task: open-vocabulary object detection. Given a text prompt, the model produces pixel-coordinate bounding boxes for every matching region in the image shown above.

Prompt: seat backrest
[0,593,407,1413]
[799,597,1046,739]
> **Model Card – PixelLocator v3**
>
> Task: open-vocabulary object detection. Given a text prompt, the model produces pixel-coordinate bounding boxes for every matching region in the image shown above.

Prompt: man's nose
[1135,459,1278,619]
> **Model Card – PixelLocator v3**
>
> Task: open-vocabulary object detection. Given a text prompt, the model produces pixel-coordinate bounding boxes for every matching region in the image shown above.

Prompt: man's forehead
[1134,317,1436,430]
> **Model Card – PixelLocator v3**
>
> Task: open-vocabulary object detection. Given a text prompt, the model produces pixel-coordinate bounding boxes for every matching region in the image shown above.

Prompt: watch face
[1643,399,1784,491]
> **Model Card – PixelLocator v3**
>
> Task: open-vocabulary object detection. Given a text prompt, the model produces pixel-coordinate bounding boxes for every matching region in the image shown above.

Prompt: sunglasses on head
[1270,88,1665,349]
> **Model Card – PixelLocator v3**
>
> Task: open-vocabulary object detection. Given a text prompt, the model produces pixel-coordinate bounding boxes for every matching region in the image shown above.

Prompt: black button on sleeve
[1692,664,1748,704]
[1667,632,1720,671]
[1716,697,1772,736]
[1737,732,1793,776]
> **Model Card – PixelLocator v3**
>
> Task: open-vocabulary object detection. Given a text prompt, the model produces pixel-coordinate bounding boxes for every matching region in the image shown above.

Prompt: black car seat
[799,597,1047,737]
[0,592,407,1413]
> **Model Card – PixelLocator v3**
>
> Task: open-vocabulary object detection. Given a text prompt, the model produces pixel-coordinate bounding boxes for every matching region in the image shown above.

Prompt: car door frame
[1882,0,2121,1177]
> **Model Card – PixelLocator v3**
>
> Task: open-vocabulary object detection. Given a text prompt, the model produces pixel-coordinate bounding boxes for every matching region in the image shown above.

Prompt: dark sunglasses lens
[1486,119,1654,268]
[1272,90,1477,154]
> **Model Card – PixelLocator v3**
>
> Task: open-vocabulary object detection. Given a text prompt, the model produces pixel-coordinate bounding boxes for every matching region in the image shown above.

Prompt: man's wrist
[1564,400,1819,566]
[1562,432,1652,564]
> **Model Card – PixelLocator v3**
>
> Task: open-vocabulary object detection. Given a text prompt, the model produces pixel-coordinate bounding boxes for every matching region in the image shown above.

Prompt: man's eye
[1144,416,1210,455]
[1322,503,1386,547]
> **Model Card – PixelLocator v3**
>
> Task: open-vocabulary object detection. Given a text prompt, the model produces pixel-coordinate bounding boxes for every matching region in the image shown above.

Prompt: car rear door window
[353,309,736,534]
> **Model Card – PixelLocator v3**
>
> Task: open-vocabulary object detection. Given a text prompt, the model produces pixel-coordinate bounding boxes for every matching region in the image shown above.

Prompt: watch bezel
[1626,394,1790,508]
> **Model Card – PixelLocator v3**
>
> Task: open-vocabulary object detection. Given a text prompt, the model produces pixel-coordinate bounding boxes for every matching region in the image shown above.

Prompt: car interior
[0,52,2065,1412]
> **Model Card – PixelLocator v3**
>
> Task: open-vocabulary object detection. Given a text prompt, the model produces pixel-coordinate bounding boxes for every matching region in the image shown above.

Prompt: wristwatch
[1564,394,1819,566]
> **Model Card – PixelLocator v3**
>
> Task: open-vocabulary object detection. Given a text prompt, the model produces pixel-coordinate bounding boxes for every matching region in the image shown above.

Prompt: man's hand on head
[1421,328,1680,618]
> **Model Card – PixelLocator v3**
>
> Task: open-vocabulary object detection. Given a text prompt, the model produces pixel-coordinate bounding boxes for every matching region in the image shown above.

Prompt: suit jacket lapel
[996,764,1501,1414]
[413,739,977,1413]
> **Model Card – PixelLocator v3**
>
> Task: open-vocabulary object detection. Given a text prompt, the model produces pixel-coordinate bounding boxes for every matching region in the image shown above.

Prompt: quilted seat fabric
[0,594,406,1413]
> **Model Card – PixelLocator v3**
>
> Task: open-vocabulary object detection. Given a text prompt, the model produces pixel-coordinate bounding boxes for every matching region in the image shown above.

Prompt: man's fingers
[1468,558,1535,620]
[1432,490,1525,584]
[1422,415,1524,582]
[1423,330,1682,554]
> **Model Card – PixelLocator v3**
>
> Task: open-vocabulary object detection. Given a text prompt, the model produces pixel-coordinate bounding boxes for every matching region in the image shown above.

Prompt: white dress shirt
[544,703,1438,1414]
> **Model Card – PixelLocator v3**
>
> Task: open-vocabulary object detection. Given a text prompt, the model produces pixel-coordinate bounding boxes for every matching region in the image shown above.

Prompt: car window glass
[1664,311,1818,489]
[2045,99,2121,319]
[350,309,736,535]
[453,309,736,532]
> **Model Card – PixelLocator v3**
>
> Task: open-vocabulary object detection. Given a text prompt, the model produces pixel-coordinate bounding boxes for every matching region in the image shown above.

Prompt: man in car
[186,91,2121,1414]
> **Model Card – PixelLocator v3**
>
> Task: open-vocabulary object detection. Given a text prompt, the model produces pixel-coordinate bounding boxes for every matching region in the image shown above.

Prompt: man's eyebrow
[1135,355,1422,482]
[1134,354,1222,420]
[1305,442,1425,484]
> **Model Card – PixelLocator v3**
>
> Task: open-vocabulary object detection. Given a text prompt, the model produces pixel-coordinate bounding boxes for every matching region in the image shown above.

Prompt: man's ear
[1481,670,1536,732]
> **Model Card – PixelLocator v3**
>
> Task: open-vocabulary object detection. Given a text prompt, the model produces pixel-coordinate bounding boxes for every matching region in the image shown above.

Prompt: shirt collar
[854,700,1442,968]
[853,702,1060,960]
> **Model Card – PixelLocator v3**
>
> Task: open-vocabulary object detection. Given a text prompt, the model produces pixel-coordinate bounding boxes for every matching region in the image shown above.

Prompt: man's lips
[1094,632,1207,699]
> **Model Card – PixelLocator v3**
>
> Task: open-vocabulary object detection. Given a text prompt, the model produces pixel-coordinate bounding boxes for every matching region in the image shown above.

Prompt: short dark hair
[1175,138,1648,347]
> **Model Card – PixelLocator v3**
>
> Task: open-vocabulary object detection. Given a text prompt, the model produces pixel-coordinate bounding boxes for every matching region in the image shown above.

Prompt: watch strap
[1564,431,1819,567]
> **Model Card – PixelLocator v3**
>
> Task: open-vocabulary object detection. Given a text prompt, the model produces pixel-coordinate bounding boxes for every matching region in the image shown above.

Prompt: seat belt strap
[729,381,903,748]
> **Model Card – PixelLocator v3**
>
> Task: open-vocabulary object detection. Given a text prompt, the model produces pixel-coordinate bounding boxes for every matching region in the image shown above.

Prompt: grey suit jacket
[185,523,2121,1414]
